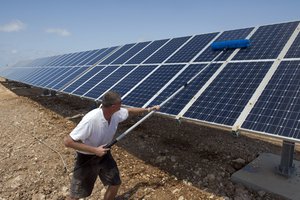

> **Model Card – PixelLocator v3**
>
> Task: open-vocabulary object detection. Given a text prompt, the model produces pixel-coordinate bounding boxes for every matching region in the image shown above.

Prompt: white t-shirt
[70,108,129,154]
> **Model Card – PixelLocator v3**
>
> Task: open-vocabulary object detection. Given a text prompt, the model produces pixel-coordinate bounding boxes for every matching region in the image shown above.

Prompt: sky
[0,0,299,67]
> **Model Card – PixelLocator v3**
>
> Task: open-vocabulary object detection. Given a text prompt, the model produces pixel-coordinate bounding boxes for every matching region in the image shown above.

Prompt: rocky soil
[0,78,299,200]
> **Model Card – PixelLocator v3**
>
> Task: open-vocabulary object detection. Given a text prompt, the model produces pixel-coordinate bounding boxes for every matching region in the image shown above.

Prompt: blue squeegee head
[211,39,250,51]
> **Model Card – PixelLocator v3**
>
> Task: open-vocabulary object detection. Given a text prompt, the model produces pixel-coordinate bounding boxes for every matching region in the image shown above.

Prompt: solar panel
[285,33,300,58]
[126,39,169,64]
[99,44,136,65]
[31,67,60,86]
[40,67,71,87]
[63,66,104,93]
[112,42,151,64]
[71,50,98,66]
[122,64,184,107]
[23,68,47,84]
[85,47,118,66]
[51,67,89,90]
[233,22,299,60]
[143,36,191,64]
[152,63,221,115]
[44,68,75,88]
[108,65,158,97]
[184,62,273,126]
[72,66,118,96]
[195,28,254,62]
[242,61,300,139]
[83,65,136,99]
[165,33,218,63]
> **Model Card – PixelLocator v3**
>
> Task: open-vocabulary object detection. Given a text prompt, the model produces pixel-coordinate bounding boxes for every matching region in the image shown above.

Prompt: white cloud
[11,49,18,54]
[0,20,26,32]
[45,28,71,37]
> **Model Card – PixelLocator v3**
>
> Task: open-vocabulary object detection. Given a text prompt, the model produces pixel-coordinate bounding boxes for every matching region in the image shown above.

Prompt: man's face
[111,101,121,113]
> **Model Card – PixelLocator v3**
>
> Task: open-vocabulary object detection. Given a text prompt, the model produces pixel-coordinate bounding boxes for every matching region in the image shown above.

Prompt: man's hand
[148,105,160,112]
[94,145,110,157]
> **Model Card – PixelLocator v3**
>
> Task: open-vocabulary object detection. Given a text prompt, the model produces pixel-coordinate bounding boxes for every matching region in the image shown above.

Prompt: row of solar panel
[0,21,299,142]
[3,21,300,71]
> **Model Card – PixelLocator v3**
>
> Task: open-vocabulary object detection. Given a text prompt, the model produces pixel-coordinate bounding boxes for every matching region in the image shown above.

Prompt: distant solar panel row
[0,21,299,143]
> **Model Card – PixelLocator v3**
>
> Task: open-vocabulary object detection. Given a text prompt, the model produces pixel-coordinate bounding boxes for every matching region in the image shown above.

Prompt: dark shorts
[70,151,121,199]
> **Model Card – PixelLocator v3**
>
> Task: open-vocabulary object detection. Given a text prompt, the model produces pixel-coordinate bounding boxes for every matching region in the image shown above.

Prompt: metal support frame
[276,140,296,177]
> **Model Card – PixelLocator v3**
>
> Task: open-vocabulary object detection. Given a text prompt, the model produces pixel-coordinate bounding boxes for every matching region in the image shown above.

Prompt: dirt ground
[0,78,299,200]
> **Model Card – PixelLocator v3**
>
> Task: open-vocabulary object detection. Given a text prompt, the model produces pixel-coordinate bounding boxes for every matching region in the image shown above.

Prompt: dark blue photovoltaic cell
[59,52,82,66]
[83,66,136,99]
[285,32,300,58]
[123,65,184,107]
[46,68,74,88]
[51,67,89,90]
[40,56,59,66]
[72,50,99,66]
[72,66,119,96]
[12,67,38,83]
[126,39,169,64]
[144,37,191,64]
[242,61,300,139]
[23,68,49,84]
[31,68,62,86]
[158,64,221,115]
[63,66,105,93]
[40,67,71,87]
[112,42,151,64]
[99,44,136,65]
[109,65,157,97]
[233,22,299,60]
[184,62,273,126]
[49,54,71,66]
[148,64,207,107]
[1,67,28,81]
[195,27,254,62]
[7,67,31,81]
[67,51,91,66]
[85,47,117,66]
[166,33,218,63]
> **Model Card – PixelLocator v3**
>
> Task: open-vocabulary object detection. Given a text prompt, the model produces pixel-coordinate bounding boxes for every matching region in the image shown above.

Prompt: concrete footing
[231,153,300,200]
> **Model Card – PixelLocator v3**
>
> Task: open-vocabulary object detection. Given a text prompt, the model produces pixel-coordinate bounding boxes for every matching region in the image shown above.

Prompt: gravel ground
[0,78,298,200]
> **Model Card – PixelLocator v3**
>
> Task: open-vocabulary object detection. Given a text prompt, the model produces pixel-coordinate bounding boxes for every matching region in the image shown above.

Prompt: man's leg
[104,185,120,200]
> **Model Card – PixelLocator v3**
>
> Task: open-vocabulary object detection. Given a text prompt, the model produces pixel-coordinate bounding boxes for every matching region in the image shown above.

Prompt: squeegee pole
[104,50,225,149]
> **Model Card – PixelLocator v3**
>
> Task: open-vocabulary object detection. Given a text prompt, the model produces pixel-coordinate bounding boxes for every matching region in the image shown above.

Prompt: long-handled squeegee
[104,39,250,148]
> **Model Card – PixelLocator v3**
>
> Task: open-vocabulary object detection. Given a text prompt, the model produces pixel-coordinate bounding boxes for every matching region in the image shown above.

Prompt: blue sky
[0,0,299,67]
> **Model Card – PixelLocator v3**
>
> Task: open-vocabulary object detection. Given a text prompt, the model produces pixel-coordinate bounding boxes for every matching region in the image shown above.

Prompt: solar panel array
[1,21,300,143]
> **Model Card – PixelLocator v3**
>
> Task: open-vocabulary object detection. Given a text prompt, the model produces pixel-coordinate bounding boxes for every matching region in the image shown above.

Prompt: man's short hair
[101,91,121,108]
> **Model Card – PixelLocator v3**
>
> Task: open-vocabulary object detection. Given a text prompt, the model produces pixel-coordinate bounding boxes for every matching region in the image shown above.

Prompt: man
[64,91,160,200]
